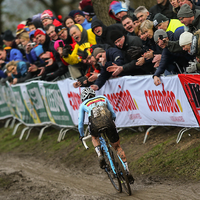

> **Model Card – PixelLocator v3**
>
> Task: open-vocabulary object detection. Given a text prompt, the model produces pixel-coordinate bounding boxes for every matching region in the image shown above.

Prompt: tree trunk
[91,0,115,26]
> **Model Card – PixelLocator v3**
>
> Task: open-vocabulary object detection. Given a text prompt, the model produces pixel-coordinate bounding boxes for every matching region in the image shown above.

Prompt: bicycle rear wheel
[103,147,122,193]
[110,147,132,196]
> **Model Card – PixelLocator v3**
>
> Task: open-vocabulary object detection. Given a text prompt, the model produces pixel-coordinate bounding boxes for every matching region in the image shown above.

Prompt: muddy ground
[0,126,200,199]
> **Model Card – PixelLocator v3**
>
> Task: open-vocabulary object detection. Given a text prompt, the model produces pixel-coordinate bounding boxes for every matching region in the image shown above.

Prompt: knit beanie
[154,29,168,43]
[79,0,93,10]
[42,10,54,17]
[153,13,169,27]
[3,30,15,41]
[54,40,65,51]
[69,10,85,18]
[177,4,194,18]
[55,26,66,35]
[110,30,124,44]
[41,13,52,21]
[34,28,46,38]
[179,31,193,46]
[93,47,105,58]
[34,45,44,57]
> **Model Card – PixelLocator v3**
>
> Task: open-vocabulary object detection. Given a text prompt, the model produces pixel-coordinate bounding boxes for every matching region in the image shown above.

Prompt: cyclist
[78,87,134,184]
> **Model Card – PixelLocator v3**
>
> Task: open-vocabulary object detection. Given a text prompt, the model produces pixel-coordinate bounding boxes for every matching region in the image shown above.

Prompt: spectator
[68,24,96,78]
[104,30,148,77]
[2,30,18,49]
[91,18,125,46]
[177,4,200,33]
[6,60,28,84]
[82,5,96,22]
[134,6,151,23]
[153,29,192,86]
[179,30,200,71]
[109,1,135,21]
[27,22,37,32]
[178,0,200,10]
[149,0,177,20]
[121,15,140,36]
[63,16,75,28]
[90,47,125,90]
[55,25,75,45]
[153,13,184,32]
[140,20,162,66]
[169,0,180,14]
[41,11,62,28]
[69,10,91,30]
[0,45,24,65]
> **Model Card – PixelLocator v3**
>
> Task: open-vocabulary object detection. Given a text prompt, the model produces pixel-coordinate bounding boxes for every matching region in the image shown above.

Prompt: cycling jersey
[78,95,116,137]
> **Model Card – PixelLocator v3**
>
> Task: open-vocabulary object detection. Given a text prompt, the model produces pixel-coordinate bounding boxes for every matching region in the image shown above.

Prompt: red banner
[178,74,200,124]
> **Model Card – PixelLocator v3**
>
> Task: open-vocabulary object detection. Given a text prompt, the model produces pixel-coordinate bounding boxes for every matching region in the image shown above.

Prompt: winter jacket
[94,47,125,89]
[153,31,194,77]
[149,0,177,20]
[5,48,24,63]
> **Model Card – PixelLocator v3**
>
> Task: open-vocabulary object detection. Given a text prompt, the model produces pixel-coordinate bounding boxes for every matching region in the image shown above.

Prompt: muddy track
[0,154,199,200]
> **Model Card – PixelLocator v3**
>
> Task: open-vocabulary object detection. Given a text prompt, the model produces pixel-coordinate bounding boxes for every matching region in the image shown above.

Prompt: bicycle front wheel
[103,147,122,193]
[110,147,132,196]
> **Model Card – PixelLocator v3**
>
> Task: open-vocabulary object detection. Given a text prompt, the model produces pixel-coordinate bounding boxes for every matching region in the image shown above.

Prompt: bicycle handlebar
[82,135,92,149]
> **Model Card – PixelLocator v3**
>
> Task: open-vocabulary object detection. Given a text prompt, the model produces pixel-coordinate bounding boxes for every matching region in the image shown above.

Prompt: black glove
[78,48,89,59]
[79,136,84,142]
[62,44,72,57]
[127,46,143,60]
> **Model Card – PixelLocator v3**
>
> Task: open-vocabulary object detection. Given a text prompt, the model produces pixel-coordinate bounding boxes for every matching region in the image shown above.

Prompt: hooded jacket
[91,19,125,46]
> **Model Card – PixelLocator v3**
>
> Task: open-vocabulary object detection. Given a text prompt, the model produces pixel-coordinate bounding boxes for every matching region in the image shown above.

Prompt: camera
[29,42,36,47]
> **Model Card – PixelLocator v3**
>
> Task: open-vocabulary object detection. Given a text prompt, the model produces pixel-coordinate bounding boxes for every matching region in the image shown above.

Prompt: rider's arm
[105,97,116,120]
[78,104,86,137]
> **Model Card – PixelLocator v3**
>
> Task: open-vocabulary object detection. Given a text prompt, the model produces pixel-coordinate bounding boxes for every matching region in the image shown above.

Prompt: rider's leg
[111,139,134,183]
[92,136,106,168]
[92,136,101,157]
[110,139,126,162]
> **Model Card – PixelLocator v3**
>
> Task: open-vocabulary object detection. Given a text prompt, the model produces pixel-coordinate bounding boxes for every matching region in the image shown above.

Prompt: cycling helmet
[81,87,95,102]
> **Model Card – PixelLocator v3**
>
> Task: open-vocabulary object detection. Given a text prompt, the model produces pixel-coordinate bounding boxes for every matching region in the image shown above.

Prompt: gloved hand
[78,48,89,59]
[79,136,84,142]
[62,44,72,57]
[127,46,143,60]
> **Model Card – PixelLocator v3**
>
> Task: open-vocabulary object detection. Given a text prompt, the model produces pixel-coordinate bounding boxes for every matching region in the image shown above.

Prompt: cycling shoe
[127,173,134,184]
[98,155,106,169]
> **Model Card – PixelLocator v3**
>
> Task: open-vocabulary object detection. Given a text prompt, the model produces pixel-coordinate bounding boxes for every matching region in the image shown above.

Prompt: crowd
[1,0,200,88]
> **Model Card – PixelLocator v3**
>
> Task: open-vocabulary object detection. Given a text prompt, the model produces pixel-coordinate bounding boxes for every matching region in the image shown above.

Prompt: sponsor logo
[144,84,182,113]
[68,92,81,110]
[104,85,138,112]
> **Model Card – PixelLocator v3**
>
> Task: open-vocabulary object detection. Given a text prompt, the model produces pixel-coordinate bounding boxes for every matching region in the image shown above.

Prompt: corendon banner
[178,74,200,125]
[58,76,199,128]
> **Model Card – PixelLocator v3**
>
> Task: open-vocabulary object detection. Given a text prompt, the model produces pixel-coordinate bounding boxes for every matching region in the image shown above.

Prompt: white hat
[179,32,193,46]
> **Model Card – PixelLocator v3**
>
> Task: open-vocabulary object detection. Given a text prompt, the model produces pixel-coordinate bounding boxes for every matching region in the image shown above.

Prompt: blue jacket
[5,48,24,63]
[12,61,28,79]
[81,18,91,30]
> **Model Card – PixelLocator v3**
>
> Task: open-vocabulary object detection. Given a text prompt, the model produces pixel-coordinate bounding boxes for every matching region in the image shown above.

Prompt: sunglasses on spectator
[179,17,184,20]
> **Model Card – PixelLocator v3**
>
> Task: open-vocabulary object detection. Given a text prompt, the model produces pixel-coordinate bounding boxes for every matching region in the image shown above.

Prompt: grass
[0,122,200,180]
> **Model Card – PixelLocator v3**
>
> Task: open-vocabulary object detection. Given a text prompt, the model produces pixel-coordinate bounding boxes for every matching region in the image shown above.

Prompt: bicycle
[82,127,132,195]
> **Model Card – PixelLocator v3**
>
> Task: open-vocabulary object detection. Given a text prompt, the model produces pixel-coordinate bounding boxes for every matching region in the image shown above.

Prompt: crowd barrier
[0,74,200,142]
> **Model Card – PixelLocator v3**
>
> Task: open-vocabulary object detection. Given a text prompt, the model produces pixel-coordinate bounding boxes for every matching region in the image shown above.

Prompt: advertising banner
[58,76,198,128]
[178,74,200,125]
[11,85,35,125]
[41,82,74,127]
